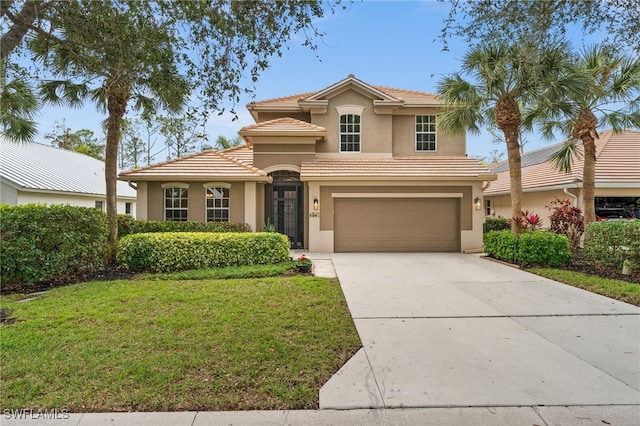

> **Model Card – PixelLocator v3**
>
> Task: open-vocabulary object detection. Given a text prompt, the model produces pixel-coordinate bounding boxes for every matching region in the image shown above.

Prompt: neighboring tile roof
[485,129,640,194]
[0,139,136,198]
[118,146,270,181]
[239,117,327,136]
[301,157,496,181]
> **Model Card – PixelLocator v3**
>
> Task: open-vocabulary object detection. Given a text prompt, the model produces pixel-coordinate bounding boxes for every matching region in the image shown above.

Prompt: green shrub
[484,230,517,263]
[483,217,511,233]
[484,229,571,267]
[517,231,572,267]
[0,204,108,288]
[583,220,640,270]
[117,232,291,272]
[117,215,252,237]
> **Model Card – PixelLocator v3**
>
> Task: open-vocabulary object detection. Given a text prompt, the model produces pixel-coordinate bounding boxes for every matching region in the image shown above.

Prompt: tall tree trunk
[104,80,131,262]
[503,126,523,233]
[572,109,599,226]
[495,95,523,234]
[581,134,597,225]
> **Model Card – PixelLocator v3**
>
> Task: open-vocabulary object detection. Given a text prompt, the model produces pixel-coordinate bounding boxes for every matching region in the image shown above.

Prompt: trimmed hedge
[117,215,251,238]
[484,230,572,267]
[483,217,511,234]
[0,204,108,288]
[583,220,640,270]
[117,232,291,272]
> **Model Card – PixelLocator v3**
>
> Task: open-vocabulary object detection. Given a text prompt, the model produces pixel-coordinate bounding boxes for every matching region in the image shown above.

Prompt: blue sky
[36,0,606,161]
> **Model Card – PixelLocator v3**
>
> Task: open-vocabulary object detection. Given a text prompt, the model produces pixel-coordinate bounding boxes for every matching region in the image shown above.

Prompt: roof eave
[301,175,496,182]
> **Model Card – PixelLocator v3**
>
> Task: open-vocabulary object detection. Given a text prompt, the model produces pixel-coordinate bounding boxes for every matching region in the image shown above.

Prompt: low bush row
[483,217,511,233]
[117,214,251,237]
[117,232,291,272]
[0,204,108,288]
[583,220,640,271]
[483,230,572,267]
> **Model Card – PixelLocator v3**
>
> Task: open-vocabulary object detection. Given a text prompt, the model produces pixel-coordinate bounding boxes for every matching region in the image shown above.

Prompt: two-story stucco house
[119,75,495,253]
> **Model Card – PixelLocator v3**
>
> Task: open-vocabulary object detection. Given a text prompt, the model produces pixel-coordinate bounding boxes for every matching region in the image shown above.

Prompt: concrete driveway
[320,253,640,414]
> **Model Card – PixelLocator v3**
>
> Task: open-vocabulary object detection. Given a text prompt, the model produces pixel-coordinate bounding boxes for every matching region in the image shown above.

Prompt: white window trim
[415,115,437,152]
[202,182,231,189]
[337,105,364,154]
[163,183,189,221]
[161,182,190,189]
[204,185,230,222]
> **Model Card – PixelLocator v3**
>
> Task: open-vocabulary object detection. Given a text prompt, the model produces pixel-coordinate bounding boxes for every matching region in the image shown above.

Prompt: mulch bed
[1,264,137,296]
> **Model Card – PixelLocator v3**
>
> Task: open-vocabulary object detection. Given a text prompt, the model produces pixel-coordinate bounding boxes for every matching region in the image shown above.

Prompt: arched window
[205,185,230,222]
[162,183,189,221]
[337,105,364,153]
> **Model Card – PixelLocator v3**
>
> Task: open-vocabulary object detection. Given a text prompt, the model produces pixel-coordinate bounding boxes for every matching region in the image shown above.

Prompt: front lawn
[0,272,361,411]
[528,268,640,306]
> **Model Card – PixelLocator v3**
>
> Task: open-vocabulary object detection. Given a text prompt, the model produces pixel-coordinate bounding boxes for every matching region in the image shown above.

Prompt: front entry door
[267,171,304,249]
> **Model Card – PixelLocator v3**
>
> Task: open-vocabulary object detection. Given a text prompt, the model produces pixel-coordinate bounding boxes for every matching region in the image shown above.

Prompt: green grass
[0,272,361,411]
[528,268,640,306]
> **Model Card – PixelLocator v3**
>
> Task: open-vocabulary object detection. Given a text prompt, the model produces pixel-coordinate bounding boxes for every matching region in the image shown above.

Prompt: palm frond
[39,79,89,108]
[549,140,582,174]
[0,76,40,142]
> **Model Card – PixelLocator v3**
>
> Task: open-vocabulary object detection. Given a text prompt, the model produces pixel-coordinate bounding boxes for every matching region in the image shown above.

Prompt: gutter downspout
[564,187,578,207]
[127,180,137,190]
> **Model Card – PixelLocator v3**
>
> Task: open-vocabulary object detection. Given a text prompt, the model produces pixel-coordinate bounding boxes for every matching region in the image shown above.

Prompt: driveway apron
[319,253,640,412]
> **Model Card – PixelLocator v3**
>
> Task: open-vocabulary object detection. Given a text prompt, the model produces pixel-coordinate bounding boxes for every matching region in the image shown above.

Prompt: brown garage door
[334,198,459,252]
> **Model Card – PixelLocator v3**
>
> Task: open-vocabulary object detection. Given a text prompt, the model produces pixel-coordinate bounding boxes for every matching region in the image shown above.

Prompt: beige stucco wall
[391,111,466,156]
[255,111,311,123]
[145,181,245,224]
[252,140,317,171]
[312,91,393,155]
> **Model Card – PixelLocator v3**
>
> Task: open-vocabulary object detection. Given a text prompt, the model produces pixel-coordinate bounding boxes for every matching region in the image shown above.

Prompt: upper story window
[416,115,437,151]
[336,105,365,153]
[205,186,230,222]
[163,183,189,221]
[340,114,361,152]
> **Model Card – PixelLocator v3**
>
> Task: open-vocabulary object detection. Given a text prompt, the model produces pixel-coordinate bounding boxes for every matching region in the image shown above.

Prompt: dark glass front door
[267,172,304,248]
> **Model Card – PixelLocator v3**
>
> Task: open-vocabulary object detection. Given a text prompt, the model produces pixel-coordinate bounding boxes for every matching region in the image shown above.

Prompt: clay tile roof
[485,129,640,194]
[372,86,440,104]
[246,84,439,109]
[247,92,316,109]
[239,117,327,135]
[301,157,495,181]
[118,145,269,182]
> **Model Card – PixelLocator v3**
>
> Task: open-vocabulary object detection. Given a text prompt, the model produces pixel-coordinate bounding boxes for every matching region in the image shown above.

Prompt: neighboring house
[484,129,640,226]
[119,75,495,253]
[0,140,136,215]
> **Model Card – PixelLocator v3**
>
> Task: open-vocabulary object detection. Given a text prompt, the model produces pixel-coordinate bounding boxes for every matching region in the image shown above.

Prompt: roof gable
[305,74,398,102]
[118,146,270,182]
[246,75,440,119]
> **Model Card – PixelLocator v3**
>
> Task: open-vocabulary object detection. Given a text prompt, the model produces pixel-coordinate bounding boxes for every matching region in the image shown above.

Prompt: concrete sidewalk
[320,253,639,423]
[3,406,638,425]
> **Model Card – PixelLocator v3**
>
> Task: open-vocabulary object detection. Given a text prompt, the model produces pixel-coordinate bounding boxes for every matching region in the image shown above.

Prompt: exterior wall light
[313,198,319,211]
[474,197,481,211]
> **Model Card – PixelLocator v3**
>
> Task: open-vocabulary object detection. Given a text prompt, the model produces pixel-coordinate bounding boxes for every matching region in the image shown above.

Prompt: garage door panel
[334,198,459,252]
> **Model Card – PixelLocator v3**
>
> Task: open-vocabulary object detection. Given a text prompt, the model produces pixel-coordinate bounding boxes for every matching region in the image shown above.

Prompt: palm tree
[530,45,640,225]
[438,42,575,233]
[36,4,189,261]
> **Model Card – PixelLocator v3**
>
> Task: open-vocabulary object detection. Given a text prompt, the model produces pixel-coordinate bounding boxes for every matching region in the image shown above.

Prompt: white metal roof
[0,139,136,198]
